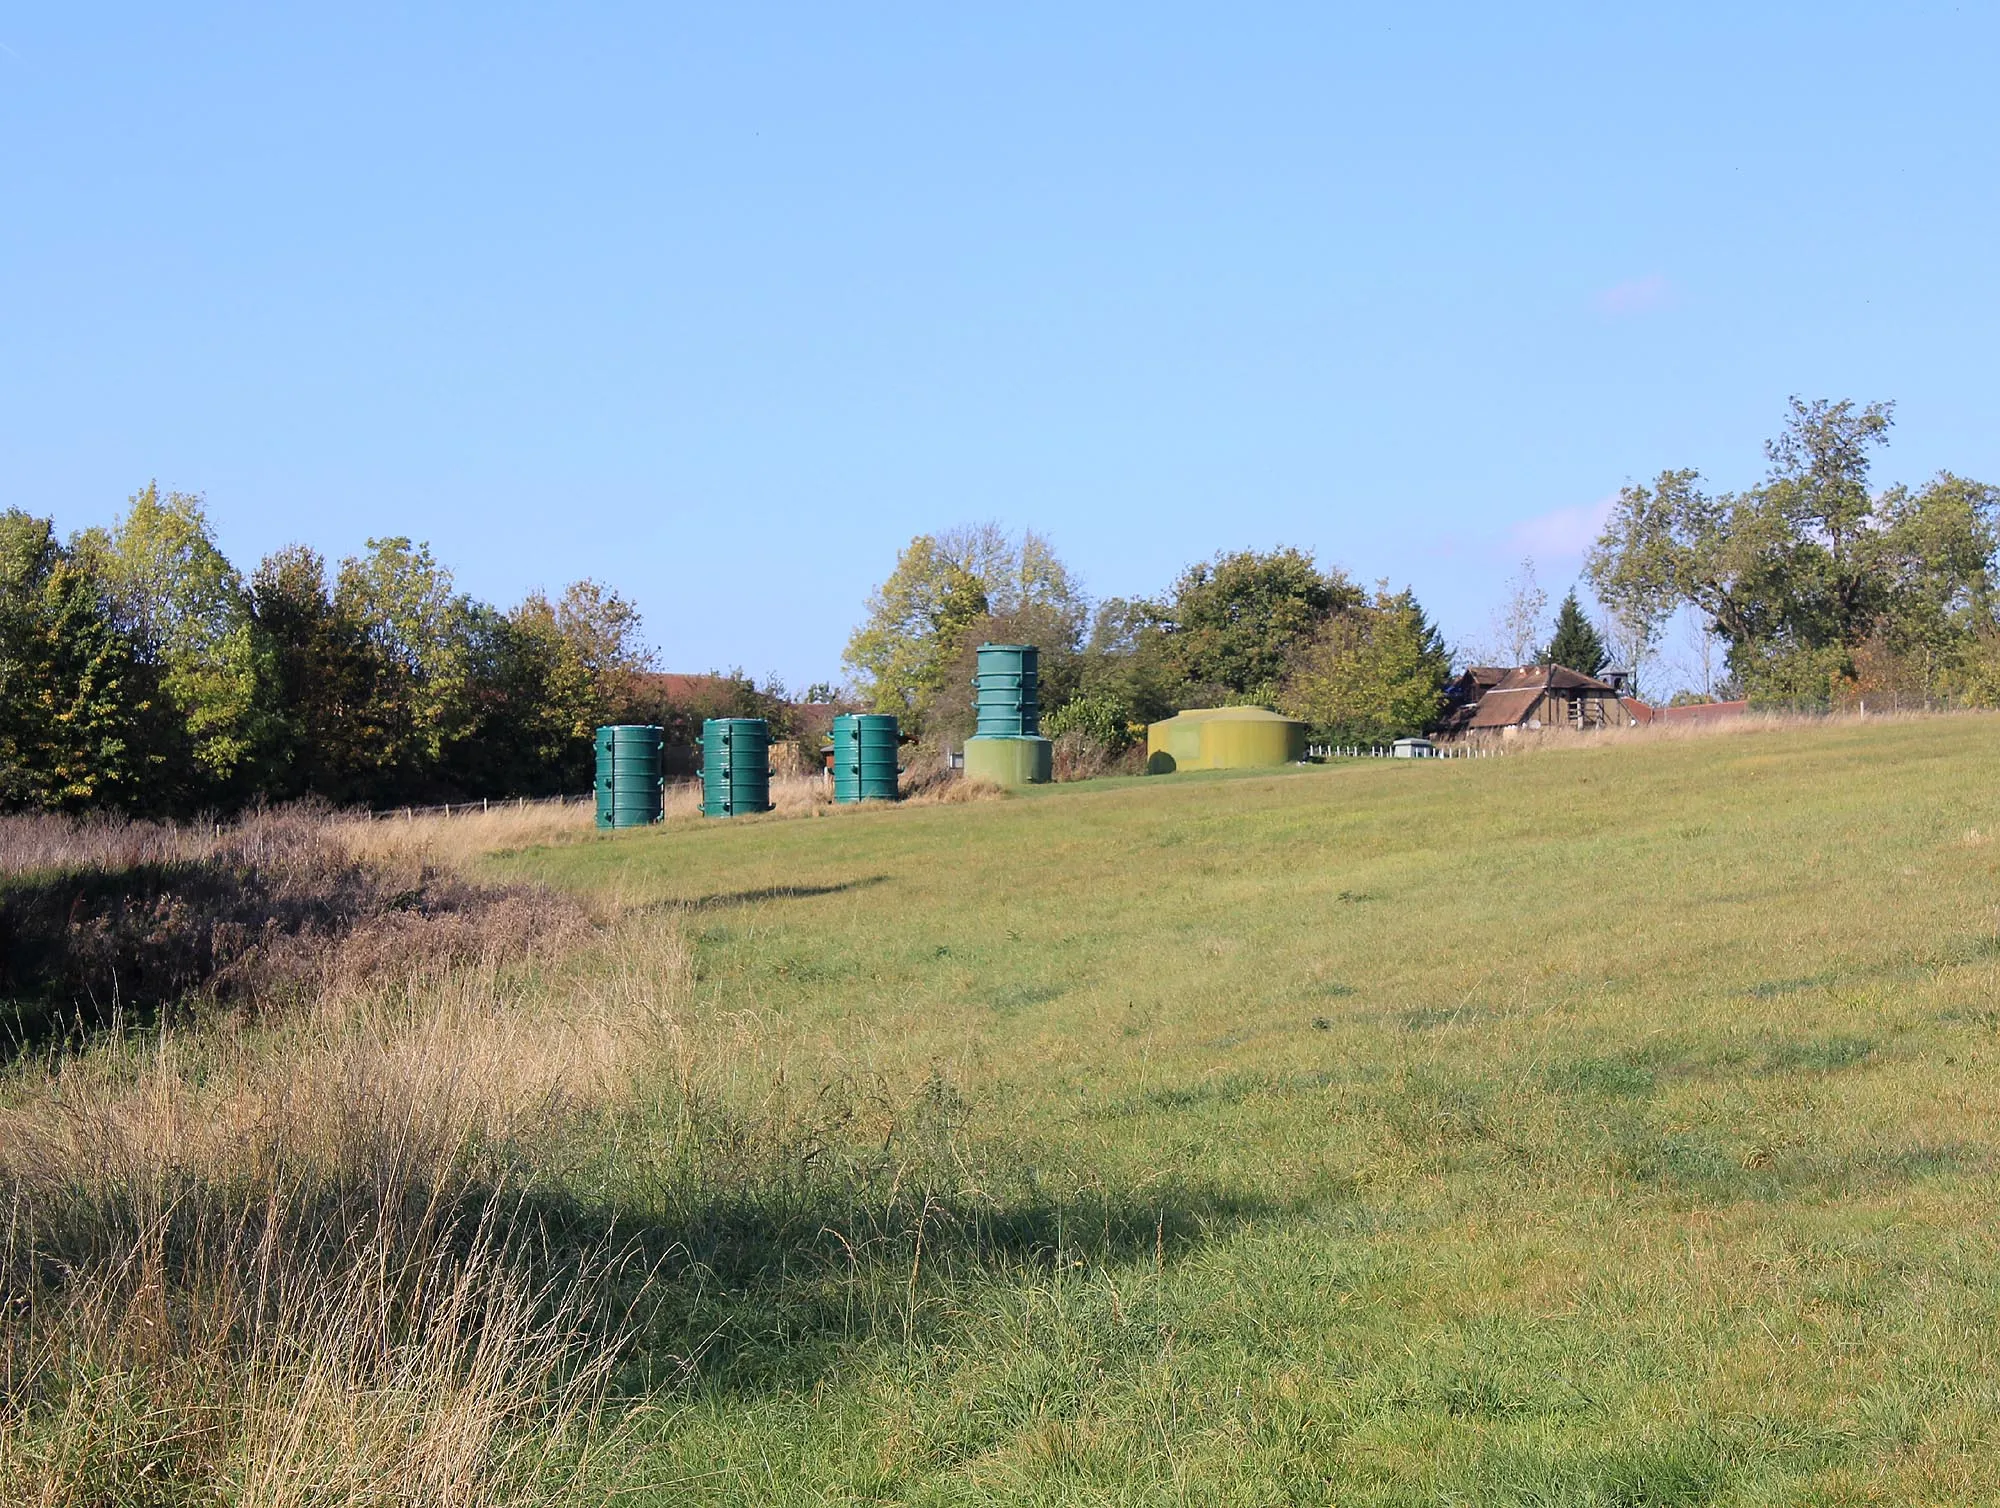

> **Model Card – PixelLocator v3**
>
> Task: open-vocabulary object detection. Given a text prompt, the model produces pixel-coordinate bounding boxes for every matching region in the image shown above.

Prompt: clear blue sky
[5,5,1995,692]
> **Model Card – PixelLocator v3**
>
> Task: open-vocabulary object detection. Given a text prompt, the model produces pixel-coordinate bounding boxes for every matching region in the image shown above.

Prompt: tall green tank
[832,712,900,803]
[700,718,772,817]
[973,643,1041,736]
[965,643,1052,786]
[593,725,665,828]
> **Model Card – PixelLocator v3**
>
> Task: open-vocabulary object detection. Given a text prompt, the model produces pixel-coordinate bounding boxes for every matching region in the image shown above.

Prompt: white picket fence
[1309,743,1496,760]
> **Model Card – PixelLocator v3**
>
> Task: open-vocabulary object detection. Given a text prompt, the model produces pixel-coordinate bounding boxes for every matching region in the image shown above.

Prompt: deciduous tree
[73,484,275,796]
[0,511,146,810]
[1280,587,1448,745]
[1160,548,1358,704]
[1588,398,2000,704]
[845,526,1086,736]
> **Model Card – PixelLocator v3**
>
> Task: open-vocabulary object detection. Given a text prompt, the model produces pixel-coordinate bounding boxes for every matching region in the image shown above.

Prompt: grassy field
[458,714,2000,1504]
[11,715,2000,1503]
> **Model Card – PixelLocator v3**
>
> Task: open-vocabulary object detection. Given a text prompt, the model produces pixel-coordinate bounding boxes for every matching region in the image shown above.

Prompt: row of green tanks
[594,641,1308,827]
[592,711,906,827]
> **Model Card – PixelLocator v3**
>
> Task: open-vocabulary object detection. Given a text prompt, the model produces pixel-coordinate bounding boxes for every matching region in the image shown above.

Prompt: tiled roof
[1658,699,1750,723]
[1462,687,1546,728]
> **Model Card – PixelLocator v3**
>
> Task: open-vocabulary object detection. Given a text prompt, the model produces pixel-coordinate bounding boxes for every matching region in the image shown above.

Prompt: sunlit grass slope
[502,716,2000,1504]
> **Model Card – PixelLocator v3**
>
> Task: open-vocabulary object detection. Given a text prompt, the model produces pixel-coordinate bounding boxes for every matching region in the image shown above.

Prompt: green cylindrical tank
[832,712,900,803]
[594,725,665,828]
[966,643,1052,786]
[974,643,1041,737]
[700,718,772,817]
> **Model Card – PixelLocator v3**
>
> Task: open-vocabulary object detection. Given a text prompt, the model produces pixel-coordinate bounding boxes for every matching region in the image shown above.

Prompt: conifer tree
[1542,589,1609,676]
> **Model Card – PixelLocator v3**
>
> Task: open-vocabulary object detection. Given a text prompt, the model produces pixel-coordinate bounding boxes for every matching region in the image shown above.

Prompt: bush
[1043,693,1133,752]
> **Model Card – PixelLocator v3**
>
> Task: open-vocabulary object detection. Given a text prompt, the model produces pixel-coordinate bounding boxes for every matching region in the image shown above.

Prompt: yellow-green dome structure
[1145,706,1307,774]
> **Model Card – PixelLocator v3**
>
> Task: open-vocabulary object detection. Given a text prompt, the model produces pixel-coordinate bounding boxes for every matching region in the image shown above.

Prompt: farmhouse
[1435,664,1646,741]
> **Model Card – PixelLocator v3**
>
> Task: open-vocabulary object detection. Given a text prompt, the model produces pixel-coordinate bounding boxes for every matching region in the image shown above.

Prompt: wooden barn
[1434,664,1645,741]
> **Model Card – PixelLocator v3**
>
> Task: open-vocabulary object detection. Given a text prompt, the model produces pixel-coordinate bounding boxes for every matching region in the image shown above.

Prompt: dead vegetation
[341,762,1004,872]
[1476,704,1984,757]
[0,921,689,1505]
[0,808,631,1499]
[0,808,589,1049]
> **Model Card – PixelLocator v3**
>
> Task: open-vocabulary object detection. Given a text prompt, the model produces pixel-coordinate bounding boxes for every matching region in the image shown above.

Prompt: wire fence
[357,792,594,823]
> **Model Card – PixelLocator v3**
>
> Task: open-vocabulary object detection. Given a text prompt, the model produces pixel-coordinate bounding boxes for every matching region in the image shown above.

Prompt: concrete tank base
[964,734,1052,788]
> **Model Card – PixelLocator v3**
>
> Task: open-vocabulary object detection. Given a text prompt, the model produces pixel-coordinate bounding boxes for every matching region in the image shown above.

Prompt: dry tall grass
[335,799,601,870]
[0,808,688,1503]
[1482,704,1989,757]
[338,767,1000,873]
[0,913,696,1504]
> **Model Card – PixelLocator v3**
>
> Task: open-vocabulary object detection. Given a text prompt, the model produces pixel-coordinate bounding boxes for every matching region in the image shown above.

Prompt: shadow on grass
[9,1138,1274,1412]
[592,1170,1276,1397]
[657,876,891,912]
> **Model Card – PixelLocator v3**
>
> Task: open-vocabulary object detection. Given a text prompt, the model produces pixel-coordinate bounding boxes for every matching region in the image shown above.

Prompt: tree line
[0,486,668,815]
[842,524,1452,750]
[14,397,1987,814]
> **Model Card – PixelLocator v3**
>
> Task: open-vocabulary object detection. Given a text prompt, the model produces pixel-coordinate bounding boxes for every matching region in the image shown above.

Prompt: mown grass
[479,713,2000,1503]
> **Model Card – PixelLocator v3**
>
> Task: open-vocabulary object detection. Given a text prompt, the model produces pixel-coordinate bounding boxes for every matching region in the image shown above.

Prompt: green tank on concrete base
[964,642,1051,787]
[832,713,900,802]
[701,718,772,817]
[1145,706,1307,773]
[594,725,665,828]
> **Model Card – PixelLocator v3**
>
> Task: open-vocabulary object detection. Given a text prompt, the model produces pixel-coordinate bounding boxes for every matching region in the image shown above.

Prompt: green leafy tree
[72,484,276,797]
[845,526,1087,736]
[1076,597,1182,729]
[845,534,991,730]
[249,545,381,803]
[1588,399,1997,705]
[1161,548,1359,705]
[1541,589,1609,676]
[1280,587,1448,744]
[333,537,474,790]
[506,581,651,742]
[552,579,653,714]
[446,583,654,797]
[0,511,147,810]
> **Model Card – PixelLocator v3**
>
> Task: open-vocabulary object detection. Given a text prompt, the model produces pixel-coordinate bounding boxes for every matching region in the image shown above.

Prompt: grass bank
[485,712,2000,1503]
[11,715,2000,1501]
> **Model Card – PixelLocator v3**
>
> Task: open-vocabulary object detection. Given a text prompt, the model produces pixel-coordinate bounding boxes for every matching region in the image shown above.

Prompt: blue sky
[4,4,1995,693]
